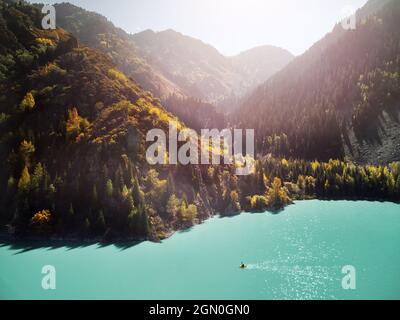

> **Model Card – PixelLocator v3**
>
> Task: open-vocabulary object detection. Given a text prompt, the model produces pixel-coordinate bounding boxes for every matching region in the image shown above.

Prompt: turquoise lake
[1,200,400,300]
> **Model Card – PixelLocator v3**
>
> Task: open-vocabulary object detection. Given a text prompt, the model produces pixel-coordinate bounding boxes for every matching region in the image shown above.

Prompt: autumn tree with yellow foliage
[265,177,292,211]
[30,210,52,235]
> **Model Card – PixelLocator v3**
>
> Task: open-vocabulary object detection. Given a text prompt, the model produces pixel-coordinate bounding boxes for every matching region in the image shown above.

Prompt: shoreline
[1,198,399,248]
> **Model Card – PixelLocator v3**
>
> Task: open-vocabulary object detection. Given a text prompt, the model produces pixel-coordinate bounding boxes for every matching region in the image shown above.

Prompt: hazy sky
[38,0,368,56]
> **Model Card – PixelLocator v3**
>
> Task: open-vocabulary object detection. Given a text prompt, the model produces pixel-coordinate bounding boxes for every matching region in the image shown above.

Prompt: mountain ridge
[51,2,294,108]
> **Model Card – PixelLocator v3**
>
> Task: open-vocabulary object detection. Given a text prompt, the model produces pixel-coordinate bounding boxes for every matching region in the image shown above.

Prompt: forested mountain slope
[234,0,400,164]
[51,2,184,100]
[0,0,243,240]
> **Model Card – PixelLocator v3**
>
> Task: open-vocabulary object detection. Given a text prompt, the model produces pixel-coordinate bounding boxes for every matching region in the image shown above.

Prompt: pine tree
[92,185,98,205]
[96,210,106,234]
[17,166,31,192]
[167,172,176,195]
[83,218,91,234]
[166,194,180,219]
[186,204,198,223]
[256,163,265,193]
[19,140,35,165]
[7,176,16,194]
[106,179,114,197]
[68,203,75,222]
[20,92,35,111]
[138,210,150,237]
[115,165,124,191]
[182,192,188,207]
[31,162,44,191]
[42,165,50,193]
[121,184,129,199]
[132,176,145,210]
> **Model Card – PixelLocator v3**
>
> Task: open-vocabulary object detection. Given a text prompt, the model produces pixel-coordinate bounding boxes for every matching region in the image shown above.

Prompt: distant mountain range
[52,3,294,108]
[131,28,294,105]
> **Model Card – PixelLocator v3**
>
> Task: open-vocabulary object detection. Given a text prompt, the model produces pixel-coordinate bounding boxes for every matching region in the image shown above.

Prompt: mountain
[234,0,400,164]
[0,0,244,240]
[51,2,184,100]
[131,28,239,103]
[51,4,229,129]
[49,3,294,109]
[131,29,294,106]
[230,45,294,93]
